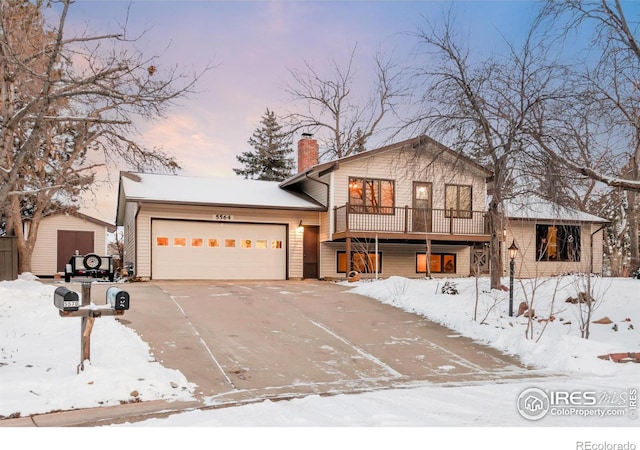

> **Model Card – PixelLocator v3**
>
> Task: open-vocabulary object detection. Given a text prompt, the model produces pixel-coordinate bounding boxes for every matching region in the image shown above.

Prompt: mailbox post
[54,282,130,373]
[80,282,93,370]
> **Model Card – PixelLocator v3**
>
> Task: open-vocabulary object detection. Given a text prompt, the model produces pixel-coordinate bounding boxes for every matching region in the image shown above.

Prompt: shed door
[57,230,94,272]
[151,219,287,280]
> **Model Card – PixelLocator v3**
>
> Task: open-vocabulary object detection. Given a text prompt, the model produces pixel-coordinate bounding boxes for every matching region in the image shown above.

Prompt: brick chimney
[297,133,319,173]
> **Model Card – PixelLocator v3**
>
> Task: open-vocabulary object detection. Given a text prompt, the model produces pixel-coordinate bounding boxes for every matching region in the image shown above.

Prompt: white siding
[123,202,138,273]
[298,177,328,205]
[330,150,488,213]
[31,214,109,276]
[320,241,471,280]
[504,220,604,278]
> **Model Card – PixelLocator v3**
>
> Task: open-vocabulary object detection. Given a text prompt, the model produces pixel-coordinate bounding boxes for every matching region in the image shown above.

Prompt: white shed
[30,212,115,277]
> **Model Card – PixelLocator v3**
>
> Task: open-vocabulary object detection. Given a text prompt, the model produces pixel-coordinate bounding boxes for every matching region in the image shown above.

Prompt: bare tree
[0,0,210,272]
[533,0,640,270]
[520,89,616,210]
[407,13,560,289]
[285,45,404,160]
[590,187,629,275]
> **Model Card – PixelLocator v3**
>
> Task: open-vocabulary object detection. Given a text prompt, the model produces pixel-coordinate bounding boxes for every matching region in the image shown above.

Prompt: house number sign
[214,214,234,221]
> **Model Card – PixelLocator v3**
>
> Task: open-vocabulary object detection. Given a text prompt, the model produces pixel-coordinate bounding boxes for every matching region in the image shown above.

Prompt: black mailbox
[106,287,130,310]
[54,287,80,311]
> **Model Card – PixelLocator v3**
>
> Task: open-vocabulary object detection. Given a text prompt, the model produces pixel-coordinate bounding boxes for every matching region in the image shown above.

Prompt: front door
[412,182,432,233]
[303,226,319,279]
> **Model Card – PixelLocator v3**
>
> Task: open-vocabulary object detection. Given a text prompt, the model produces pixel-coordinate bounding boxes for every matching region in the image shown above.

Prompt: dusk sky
[60,1,544,222]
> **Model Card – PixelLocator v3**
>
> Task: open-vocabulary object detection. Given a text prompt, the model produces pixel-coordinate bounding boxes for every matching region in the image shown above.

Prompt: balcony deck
[333,204,490,242]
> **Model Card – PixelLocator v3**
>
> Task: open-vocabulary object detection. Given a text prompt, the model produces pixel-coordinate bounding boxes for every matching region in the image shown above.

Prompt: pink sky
[60,1,540,223]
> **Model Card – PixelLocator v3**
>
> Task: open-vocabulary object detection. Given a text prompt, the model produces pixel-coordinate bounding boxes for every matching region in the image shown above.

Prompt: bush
[441,281,459,295]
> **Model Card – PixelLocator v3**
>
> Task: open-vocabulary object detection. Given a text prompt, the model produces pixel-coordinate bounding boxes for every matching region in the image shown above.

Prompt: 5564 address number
[214,214,233,221]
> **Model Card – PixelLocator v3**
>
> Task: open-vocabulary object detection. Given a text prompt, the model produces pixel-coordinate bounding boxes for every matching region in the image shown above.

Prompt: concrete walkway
[2,279,544,426]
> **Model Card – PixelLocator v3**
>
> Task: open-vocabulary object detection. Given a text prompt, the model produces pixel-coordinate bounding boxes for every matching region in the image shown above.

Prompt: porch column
[345,237,351,276]
[404,205,409,233]
[426,237,432,278]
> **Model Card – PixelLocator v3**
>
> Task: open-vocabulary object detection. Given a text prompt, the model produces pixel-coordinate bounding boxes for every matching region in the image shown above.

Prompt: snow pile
[0,276,195,417]
[1,273,638,431]
[349,275,640,375]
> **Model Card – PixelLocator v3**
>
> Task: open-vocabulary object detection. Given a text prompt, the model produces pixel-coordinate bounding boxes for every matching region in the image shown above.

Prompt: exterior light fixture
[297,220,304,233]
[508,240,519,317]
[508,240,519,260]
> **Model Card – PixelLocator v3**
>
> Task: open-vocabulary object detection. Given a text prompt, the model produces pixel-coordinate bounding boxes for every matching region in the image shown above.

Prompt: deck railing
[334,204,488,235]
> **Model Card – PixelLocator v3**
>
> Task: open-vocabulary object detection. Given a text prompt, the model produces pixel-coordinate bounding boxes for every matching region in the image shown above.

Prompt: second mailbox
[106,287,130,311]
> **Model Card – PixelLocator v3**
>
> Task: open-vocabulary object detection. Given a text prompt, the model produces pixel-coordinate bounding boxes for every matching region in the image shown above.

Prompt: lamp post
[508,240,519,317]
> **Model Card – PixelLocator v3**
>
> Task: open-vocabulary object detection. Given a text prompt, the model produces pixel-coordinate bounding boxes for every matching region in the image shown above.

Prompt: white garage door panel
[152,220,287,280]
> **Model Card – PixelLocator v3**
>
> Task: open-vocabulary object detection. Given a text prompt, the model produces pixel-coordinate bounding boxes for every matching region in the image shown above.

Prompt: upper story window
[349,177,394,214]
[445,184,472,218]
[536,224,581,262]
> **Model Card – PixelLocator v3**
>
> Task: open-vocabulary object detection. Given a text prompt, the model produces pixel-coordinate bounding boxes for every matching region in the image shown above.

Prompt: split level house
[115,135,607,281]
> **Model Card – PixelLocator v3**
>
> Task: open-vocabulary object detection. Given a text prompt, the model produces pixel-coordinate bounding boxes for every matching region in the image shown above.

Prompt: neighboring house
[502,196,608,278]
[115,134,607,281]
[30,212,115,277]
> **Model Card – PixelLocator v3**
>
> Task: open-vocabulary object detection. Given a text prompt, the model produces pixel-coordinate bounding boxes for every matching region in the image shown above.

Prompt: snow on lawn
[349,275,640,376]
[0,275,195,418]
[1,273,639,440]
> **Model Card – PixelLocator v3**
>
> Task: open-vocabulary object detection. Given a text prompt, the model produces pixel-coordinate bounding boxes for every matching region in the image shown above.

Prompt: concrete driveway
[99,279,534,406]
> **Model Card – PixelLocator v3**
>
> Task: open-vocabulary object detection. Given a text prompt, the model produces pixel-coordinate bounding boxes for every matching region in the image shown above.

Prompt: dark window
[416,253,457,274]
[337,251,382,273]
[536,224,581,262]
[349,178,394,214]
[445,184,472,218]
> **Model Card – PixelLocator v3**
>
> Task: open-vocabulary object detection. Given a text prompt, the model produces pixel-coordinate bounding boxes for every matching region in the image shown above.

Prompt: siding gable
[330,147,488,213]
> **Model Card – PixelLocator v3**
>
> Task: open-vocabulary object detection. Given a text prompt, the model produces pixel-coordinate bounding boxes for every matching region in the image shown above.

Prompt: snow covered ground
[1,273,639,448]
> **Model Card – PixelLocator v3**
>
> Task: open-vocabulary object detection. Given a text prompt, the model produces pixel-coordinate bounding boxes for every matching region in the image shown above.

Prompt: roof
[280,135,493,187]
[118,172,326,213]
[503,195,609,224]
[37,211,115,232]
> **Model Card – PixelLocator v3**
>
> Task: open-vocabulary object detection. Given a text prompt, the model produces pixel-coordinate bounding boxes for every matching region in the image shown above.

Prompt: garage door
[151,220,287,280]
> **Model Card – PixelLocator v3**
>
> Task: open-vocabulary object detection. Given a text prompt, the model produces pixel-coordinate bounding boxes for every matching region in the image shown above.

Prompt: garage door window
[241,239,252,248]
[225,239,236,248]
[157,237,169,246]
[272,240,283,249]
[191,238,203,247]
[257,240,267,249]
[208,239,219,248]
[174,237,186,247]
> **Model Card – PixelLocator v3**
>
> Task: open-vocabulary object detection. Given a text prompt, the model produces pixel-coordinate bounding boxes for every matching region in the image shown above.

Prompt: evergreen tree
[234,109,295,181]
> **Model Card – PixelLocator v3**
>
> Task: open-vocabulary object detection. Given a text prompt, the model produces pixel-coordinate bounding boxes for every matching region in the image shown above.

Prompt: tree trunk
[488,198,502,290]
[7,196,37,274]
[630,127,640,271]
[628,190,639,270]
